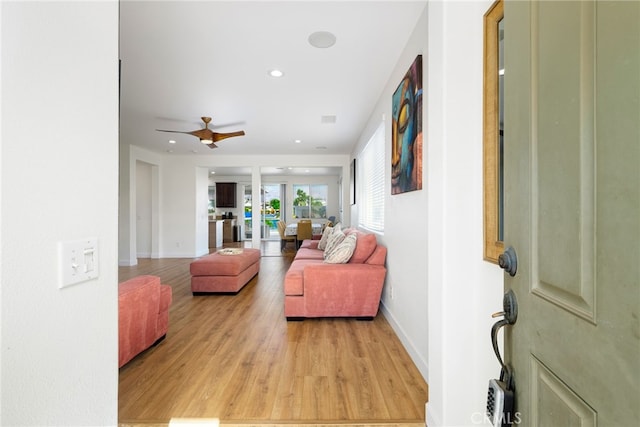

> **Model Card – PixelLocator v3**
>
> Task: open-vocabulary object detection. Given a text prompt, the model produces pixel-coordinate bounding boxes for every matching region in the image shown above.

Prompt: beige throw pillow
[323,229,345,259]
[324,233,357,264]
[317,225,333,251]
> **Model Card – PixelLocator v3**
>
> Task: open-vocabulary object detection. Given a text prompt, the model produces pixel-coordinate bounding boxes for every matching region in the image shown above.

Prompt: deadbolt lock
[498,246,518,277]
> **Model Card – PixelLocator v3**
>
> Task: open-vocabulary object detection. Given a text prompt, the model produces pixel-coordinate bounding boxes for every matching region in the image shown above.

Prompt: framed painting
[350,158,356,205]
[391,54,423,195]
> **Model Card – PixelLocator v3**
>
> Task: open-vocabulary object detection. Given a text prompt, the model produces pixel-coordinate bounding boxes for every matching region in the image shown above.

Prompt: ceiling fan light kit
[156,116,245,149]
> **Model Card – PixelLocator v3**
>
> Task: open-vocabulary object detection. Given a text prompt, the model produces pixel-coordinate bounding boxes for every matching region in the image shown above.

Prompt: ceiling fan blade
[212,130,245,142]
[210,120,246,130]
[187,128,214,140]
[155,116,199,125]
[156,129,192,135]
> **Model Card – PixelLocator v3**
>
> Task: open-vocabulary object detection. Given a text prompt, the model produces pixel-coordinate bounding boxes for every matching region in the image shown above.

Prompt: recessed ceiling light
[268,69,284,78]
[210,171,216,174]
[294,139,302,144]
[309,31,336,49]
[169,139,176,144]
[316,146,327,150]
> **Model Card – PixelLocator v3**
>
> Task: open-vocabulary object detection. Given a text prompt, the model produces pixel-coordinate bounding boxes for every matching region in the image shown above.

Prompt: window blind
[358,123,385,233]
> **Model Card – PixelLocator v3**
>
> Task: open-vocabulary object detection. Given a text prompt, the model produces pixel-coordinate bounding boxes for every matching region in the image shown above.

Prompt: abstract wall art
[391,54,423,195]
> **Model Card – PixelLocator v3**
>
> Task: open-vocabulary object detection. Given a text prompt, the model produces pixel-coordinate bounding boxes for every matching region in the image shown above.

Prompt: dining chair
[296,220,313,249]
[317,220,332,239]
[277,220,296,251]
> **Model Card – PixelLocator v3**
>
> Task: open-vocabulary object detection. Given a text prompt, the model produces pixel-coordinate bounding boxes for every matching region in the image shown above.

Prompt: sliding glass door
[261,183,284,240]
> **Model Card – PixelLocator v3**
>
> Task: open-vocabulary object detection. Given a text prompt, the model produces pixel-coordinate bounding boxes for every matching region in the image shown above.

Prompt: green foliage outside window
[292,184,327,218]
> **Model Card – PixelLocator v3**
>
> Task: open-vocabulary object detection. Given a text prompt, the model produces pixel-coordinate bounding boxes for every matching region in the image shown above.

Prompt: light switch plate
[58,238,99,288]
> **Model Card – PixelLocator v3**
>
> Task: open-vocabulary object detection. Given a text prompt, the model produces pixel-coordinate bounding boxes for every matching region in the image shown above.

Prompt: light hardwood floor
[118,241,427,426]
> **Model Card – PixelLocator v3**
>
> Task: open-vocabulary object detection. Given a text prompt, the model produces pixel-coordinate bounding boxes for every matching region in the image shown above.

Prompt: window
[292,184,328,219]
[358,122,385,232]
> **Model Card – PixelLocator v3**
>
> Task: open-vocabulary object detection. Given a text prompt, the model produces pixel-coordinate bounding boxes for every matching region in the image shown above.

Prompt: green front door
[503,1,639,425]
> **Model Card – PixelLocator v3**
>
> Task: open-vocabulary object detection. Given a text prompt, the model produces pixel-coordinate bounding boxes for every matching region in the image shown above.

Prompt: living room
[1,1,506,426]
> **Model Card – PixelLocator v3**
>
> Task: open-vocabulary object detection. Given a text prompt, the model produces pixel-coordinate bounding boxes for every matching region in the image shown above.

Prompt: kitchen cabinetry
[215,182,237,208]
[222,218,236,243]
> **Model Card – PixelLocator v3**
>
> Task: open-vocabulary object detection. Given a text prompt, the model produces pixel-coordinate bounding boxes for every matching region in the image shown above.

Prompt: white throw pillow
[317,225,334,251]
[324,233,357,264]
[323,229,345,259]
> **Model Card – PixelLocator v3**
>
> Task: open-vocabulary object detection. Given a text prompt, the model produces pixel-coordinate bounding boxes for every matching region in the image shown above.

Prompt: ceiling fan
[156,116,245,148]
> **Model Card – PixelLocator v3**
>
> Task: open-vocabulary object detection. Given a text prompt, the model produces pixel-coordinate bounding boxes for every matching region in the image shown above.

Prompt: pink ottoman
[190,248,260,294]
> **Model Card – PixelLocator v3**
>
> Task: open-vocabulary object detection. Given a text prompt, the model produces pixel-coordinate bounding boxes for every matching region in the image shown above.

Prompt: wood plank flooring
[118,241,427,426]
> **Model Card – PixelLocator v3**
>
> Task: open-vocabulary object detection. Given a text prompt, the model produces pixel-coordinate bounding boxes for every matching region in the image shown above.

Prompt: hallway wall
[1,2,119,424]
[425,1,504,425]
[351,2,505,426]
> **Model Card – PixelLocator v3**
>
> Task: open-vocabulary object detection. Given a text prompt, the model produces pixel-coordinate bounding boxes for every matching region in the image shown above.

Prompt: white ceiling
[119,0,427,175]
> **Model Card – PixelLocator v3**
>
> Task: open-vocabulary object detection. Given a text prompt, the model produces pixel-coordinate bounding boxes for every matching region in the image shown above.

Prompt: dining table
[284,222,324,237]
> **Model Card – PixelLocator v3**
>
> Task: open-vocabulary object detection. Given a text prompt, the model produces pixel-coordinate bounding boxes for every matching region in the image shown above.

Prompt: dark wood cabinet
[215,182,237,208]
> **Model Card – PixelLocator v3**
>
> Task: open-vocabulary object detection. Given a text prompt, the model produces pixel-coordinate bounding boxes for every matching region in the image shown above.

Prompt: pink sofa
[284,229,387,320]
[118,275,172,367]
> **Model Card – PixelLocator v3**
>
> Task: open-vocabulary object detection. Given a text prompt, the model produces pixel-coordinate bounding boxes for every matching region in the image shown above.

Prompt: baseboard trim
[379,302,428,382]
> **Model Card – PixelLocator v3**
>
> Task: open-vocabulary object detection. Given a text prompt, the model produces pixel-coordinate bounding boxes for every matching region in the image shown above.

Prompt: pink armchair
[118,275,172,367]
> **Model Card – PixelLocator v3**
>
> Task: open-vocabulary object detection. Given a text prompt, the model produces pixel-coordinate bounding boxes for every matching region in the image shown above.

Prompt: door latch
[491,289,518,367]
[492,288,518,325]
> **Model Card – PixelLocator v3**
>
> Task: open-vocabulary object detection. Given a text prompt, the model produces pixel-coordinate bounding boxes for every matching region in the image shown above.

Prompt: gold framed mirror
[483,0,504,263]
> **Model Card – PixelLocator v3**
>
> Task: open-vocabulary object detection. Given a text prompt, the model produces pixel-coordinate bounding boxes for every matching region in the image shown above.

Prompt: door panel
[530,356,596,427]
[532,0,596,321]
[504,1,639,425]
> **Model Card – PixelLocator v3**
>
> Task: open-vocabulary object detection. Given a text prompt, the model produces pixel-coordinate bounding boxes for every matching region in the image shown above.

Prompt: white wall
[120,146,163,265]
[119,139,135,265]
[425,1,504,426]
[195,167,210,255]
[1,2,119,425]
[351,2,505,426]
[161,157,202,257]
[136,161,153,257]
[350,0,429,393]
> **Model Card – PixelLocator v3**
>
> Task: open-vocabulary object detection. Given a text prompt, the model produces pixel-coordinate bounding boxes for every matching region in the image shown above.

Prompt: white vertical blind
[358,123,385,233]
